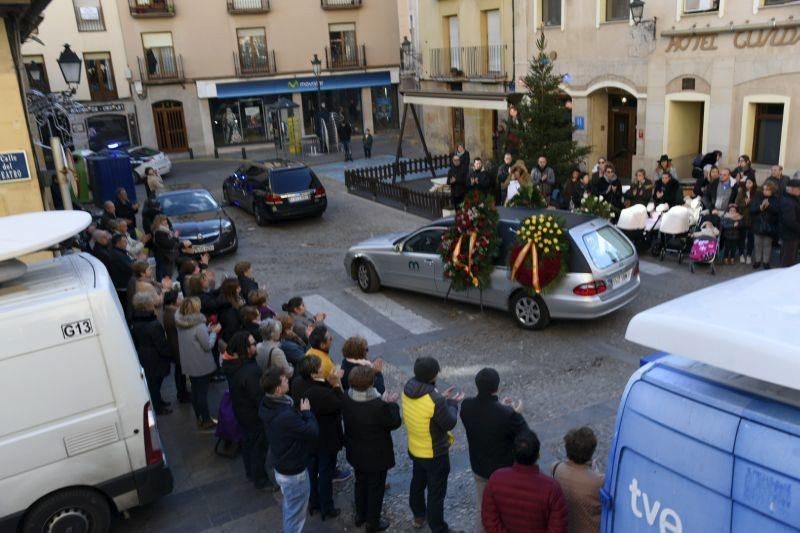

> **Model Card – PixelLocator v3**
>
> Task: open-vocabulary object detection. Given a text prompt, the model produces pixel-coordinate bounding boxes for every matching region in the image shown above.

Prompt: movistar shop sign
[217,71,392,99]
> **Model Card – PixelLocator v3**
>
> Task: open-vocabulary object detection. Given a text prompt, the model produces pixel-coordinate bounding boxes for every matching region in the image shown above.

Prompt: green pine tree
[497,34,590,184]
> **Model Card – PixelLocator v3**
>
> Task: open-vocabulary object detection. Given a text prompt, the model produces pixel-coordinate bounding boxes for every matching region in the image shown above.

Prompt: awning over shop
[402,90,511,111]
[206,71,393,99]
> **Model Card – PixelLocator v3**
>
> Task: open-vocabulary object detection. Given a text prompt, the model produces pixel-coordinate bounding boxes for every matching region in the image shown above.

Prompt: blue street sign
[0,151,31,183]
[575,116,585,130]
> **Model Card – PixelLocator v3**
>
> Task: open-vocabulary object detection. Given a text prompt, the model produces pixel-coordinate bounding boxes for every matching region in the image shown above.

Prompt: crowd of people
[446,147,800,268]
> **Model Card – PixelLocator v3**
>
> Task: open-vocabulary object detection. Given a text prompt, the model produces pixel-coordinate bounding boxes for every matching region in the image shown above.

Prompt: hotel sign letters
[666,26,800,53]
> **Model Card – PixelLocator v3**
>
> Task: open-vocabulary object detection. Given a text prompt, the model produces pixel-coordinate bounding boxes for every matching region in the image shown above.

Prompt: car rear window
[269,168,317,194]
[582,226,635,269]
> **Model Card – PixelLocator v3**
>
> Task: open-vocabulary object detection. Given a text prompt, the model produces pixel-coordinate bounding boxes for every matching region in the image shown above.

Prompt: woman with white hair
[256,319,293,377]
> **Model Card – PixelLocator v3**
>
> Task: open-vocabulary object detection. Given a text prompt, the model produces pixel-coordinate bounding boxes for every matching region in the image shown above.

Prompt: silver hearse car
[344,207,640,330]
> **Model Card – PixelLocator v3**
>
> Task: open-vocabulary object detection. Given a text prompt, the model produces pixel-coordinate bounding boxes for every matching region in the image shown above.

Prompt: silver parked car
[344,207,640,330]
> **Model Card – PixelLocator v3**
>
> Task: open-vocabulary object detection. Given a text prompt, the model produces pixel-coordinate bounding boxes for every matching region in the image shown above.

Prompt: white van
[0,212,173,532]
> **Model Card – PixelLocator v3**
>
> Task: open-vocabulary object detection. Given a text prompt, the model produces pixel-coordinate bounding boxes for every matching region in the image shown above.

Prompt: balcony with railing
[138,47,184,84]
[227,0,270,13]
[128,0,175,17]
[321,0,362,9]
[74,4,106,31]
[234,49,277,77]
[325,44,366,70]
[427,44,508,81]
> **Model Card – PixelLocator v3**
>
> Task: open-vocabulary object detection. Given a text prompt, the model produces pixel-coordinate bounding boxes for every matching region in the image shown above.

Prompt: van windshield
[582,226,634,269]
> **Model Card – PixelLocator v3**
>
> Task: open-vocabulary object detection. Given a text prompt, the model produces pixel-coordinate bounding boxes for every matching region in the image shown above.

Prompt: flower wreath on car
[574,193,615,221]
[509,213,569,294]
[439,190,500,291]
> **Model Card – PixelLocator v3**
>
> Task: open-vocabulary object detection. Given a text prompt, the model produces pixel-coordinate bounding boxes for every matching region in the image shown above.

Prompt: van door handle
[424,259,434,265]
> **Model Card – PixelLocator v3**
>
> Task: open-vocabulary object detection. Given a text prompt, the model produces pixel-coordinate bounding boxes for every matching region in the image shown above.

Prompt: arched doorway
[152,100,188,152]
[583,82,640,181]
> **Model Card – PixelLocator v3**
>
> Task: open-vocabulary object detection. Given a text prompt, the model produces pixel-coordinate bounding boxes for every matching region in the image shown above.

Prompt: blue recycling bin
[87,152,136,207]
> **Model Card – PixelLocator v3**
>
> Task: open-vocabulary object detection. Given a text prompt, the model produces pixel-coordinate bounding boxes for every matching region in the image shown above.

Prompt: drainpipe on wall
[511,0,516,93]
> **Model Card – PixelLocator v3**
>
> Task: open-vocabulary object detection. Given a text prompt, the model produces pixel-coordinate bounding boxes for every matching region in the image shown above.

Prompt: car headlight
[221,220,234,233]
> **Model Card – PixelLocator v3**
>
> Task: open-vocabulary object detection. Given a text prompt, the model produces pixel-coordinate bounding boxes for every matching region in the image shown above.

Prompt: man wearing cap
[779,175,800,267]
[460,368,529,533]
[402,356,464,533]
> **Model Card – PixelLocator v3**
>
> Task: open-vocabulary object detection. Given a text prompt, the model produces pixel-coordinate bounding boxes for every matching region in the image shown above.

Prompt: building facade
[520,0,800,180]
[113,0,401,156]
[1,0,52,220]
[412,0,515,160]
[21,0,138,153]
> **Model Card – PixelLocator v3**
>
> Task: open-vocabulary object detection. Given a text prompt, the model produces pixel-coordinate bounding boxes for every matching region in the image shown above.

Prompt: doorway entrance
[607,93,637,181]
[664,95,708,179]
[153,100,188,152]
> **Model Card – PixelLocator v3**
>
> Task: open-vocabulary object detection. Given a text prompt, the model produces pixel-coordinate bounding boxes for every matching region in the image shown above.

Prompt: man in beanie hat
[402,357,464,532]
[460,368,529,533]
[779,175,800,267]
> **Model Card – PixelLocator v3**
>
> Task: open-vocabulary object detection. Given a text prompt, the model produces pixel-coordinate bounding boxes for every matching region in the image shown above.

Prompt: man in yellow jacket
[402,357,464,533]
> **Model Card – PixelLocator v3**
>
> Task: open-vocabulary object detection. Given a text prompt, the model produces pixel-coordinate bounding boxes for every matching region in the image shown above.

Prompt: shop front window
[210,95,289,146]
[302,88,363,136]
[371,85,398,131]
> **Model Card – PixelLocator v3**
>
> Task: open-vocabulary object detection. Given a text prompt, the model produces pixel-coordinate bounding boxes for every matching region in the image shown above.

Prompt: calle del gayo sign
[665,25,800,53]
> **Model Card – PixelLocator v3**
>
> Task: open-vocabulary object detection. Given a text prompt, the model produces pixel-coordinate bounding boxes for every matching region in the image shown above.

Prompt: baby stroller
[689,214,721,275]
[654,205,693,263]
[617,204,649,251]
[645,203,670,256]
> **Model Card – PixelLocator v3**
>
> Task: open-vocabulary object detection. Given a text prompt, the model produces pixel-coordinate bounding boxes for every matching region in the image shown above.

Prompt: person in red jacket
[482,430,568,533]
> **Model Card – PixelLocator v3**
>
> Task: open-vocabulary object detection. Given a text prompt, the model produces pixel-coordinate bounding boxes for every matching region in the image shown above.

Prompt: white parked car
[125,146,172,183]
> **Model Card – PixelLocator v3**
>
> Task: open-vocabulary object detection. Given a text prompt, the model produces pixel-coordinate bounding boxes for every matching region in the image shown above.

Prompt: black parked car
[156,185,238,256]
[222,159,327,225]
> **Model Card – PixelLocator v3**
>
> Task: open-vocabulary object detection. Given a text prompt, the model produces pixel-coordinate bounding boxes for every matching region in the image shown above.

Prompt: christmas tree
[497,34,590,184]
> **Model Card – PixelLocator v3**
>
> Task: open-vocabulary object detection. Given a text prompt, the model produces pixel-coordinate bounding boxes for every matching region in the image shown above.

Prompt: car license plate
[288,193,309,203]
[192,244,214,253]
[613,269,632,287]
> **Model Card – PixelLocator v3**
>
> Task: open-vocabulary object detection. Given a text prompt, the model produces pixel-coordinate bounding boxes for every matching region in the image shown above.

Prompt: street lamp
[629,0,656,39]
[311,53,324,153]
[57,44,82,94]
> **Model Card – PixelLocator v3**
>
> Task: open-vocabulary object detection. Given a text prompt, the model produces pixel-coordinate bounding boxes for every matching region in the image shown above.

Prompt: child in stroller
[689,214,721,274]
[721,204,743,265]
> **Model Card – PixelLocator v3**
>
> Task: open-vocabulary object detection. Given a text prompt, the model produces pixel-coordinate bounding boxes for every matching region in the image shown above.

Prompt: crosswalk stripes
[302,294,386,346]
[344,288,441,335]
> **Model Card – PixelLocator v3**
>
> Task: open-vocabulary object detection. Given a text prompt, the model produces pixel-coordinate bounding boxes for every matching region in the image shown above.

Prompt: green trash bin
[74,155,93,203]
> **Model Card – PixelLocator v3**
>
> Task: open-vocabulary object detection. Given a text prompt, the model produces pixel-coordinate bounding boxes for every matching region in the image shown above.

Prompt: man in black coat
[342,366,402,532]
[130,292,172,415]
[340,121,353,162]
[223,331,275,490]
[100,201,118,232]
[114,187,139,236]
[89,230,113,270]
[495,152,513,205]
[779,177,800,267]
[259,367,318,533]
[291,355,345,519]
[460,368,529,532]
[652,171,683,209]
[108,233,134,311]
[447,154,468,209]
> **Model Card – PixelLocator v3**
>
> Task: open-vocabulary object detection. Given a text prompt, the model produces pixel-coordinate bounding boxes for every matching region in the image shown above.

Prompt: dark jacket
[703,179,739,213]
[114,198,138,229]
[603,178,624,211]
[291,377,344,454]
[342,395,401,473]
[242,321,263,344]
[402,378,459,459]
[750,192,780,237]
[100,211,117,232]
[280,337,307,367]
[780,193,800,241]
[732,166,756,183]
[130,311,171,378]
[259,394,319,476]
[142,201,162,236]
[216,300,242,343]
[196,289,219,317]
[90,243,113,270]
[363,133,373,149]
[467,168,492,194]
[448,163,468,199]
[238,275,258,304]
[341,360,385,394]
[652,178,682,208]
[735,188,755,228]
[627,178,654,206]
[153,227,180,272]
[222,357,263,431]
[107,247,133,290]
[482,463,569,533]
[460,394,530,479]
[340,123,352,142]
[163,304,179,360]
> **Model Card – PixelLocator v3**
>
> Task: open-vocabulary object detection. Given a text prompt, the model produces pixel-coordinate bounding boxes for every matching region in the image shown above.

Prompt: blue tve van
[602,266,800,533]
